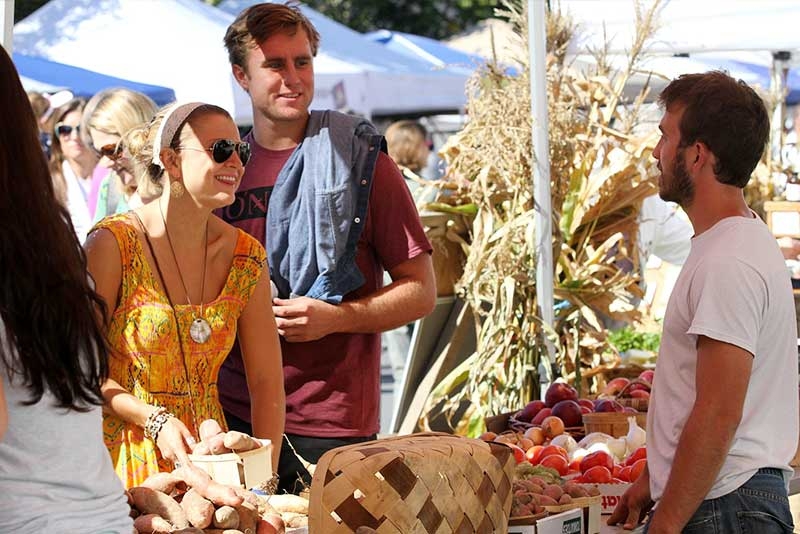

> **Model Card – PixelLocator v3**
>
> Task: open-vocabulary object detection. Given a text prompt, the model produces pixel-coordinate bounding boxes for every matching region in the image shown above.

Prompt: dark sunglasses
[177,139,251,165]
[94,142,124,161]
[55,123,80,137]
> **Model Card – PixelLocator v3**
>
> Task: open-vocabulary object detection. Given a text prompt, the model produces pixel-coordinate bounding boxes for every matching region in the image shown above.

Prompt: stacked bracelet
[143,406,174,442]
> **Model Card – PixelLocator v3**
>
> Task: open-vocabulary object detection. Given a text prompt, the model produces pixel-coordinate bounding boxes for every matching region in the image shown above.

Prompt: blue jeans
[645,468,794,533]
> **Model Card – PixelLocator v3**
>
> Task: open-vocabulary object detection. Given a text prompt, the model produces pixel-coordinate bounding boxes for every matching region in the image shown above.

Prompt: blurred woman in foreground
[0,45,132,533]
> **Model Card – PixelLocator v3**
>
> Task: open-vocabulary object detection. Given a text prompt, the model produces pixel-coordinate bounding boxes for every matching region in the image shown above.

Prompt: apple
[601,377,630,396]
[517,399,547,422]
[630,389,650,399]
[544,382,578,408]
[577,398,595,410]
[551,400,583,427]
[530,407,552,425]
[638,370,655,384]
[594,399,625,413]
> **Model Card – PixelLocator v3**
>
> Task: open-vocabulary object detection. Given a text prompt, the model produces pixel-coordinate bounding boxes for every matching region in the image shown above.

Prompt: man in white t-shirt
[609,71,799,533]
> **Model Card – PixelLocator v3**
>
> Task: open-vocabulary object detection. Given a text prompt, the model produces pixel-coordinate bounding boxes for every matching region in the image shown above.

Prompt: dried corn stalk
[420,0,665,436]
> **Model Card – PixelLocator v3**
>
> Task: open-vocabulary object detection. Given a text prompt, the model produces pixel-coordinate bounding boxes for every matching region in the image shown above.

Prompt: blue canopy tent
[13,52,176,106]
[365,30,488,76]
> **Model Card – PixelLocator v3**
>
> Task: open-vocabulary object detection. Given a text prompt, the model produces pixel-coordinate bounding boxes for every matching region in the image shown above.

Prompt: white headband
[151,101,206,168]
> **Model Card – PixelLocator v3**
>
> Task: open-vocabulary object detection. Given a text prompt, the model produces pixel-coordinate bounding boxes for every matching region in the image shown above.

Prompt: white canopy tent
[14,0,469,124]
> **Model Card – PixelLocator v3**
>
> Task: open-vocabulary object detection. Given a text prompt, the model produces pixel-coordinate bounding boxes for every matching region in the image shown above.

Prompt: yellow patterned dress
[94,213,266,488]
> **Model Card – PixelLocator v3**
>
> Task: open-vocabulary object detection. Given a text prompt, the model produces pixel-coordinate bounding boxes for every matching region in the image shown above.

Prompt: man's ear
[232,64,249,93]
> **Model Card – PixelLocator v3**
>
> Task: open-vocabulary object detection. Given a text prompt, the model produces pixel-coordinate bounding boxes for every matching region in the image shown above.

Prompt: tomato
[525,445,544,465]
[539,444,568,461]
[579,451,614,474]
[583,465,613,483]
[612,464,622,478]
[629,458,647,482]
[568,458,583,473]
[507,444,526,464]
[540,453,569,475]
[618,465,632,482]
[625,447,647,466]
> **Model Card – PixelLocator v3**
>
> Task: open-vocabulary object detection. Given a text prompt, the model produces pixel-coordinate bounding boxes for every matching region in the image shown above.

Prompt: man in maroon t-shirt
[222,4,435,492]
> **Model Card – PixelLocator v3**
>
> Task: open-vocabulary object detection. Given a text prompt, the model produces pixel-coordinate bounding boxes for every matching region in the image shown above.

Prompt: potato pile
[126,420,311,533]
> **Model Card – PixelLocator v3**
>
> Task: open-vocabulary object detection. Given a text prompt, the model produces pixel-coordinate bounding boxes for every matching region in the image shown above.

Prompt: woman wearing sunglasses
[48,97,99,242]
[81,88,158,222]
[84,102,284,488]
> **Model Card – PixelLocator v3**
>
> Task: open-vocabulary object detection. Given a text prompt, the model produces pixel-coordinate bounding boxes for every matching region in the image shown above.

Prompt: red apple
[630,390,650,399]
[517,400,547,422]
[638,370,655,384]
[602,377,630,396]
[594,399,625,413]
[551,400,583,427]
[577,398,595,410]
[530,407,552,425]
[544,382,578,408]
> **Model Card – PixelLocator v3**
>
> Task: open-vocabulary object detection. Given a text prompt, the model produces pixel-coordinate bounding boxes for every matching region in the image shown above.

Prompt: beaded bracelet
[143,406,174,442]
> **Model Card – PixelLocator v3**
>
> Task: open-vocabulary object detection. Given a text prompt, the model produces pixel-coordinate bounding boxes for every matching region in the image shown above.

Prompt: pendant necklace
[158,201,212,344]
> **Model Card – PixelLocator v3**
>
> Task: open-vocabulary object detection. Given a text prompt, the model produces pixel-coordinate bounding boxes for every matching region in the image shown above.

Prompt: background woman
[385,119,434,204]
[85,102,284,488]
[81,88,157,220]
[0,46,132,533]
[49,97,99,242]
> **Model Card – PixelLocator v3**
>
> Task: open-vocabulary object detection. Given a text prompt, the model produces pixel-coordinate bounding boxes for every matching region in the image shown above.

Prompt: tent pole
[1,0,13,53]
[528,0,554,397]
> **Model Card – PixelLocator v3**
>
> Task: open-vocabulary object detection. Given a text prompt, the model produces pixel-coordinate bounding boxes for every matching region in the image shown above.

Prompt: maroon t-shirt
[217,131,432,437]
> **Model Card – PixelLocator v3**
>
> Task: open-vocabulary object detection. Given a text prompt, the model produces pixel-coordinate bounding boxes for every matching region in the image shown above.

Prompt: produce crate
[582,412,646,438]
[188,438,273,490]
[309,432,515,533]
[574,483,632,514]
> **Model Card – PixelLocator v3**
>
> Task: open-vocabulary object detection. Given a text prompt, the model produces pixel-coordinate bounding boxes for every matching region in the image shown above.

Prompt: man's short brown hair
[658,71,769,189]
[223,2,320,71]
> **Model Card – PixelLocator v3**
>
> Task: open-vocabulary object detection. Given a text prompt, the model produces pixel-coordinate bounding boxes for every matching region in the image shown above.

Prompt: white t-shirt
[638,195,693,267]
[647,214,799,501]
[62,160,93,244]
[0,323,133,533]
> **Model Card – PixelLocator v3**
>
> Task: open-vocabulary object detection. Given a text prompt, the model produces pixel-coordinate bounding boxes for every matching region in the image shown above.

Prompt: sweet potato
[172,465,243,507]
[235,502,259,534]
[207,433,231,455]
[223,431,262,452]
[204,530,244,534]
[171,529,204,534]
[179,488,214,529]
[258,516,286,534]
[140,472,183,495]
[132,513,173,534]
[129,487,189,528]
[233,487,260,509]
[213,505,240,529]
[265,494,309,515]
[199,419,224,442]
[279,512,306,528]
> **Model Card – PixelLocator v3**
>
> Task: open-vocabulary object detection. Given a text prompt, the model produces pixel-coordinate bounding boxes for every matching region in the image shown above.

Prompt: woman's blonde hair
[124,103,232,201]
[385,120,429,172]
[80,88,157,196]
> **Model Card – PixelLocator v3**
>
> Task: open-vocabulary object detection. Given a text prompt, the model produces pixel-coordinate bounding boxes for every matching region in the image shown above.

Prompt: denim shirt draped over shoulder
[266,110,385,304]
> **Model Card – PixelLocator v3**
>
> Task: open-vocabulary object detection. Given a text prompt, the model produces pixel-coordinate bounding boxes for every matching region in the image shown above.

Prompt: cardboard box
[188,439,273,489]
[507,499,600,534]
[576,482,632,514]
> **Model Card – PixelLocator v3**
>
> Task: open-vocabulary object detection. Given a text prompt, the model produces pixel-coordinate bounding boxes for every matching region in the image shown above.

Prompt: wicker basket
[582,412,647,438]
[308,432,516,533]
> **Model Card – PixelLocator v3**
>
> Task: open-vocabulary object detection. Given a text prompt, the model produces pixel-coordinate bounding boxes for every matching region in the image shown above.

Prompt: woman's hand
[154,416,196,468]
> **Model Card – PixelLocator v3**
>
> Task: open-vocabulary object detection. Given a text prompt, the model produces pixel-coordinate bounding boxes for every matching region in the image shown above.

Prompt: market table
[284,468,800,533]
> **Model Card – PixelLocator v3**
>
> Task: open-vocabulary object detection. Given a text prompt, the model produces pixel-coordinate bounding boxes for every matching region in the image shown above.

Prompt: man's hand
[607,473,654,530]
[272,296,341,342]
